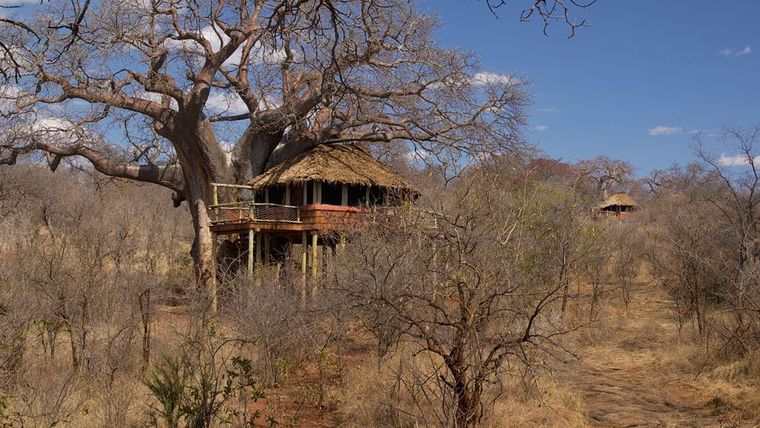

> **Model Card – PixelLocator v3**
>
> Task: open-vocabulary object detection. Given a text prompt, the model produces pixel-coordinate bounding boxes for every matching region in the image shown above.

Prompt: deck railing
[209,183,301,224]
[210,201,301,224]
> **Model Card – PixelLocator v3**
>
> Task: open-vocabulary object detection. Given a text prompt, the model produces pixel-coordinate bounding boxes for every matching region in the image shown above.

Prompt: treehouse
[208,144,417,277]
[595,192,638,220]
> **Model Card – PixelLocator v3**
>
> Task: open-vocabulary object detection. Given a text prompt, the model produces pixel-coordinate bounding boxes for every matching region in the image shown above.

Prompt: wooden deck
[208,182,435,237]
[209,202,372,235]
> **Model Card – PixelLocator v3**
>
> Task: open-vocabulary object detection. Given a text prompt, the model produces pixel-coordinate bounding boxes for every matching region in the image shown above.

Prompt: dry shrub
[221,271,347,388]
[91,374,147,427]
[337,347,447,427]
[7,363,89,426]
[490,375,588,427]
[337,345,588,427]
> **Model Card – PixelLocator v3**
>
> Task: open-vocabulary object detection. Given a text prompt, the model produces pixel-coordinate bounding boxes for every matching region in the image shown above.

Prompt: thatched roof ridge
[596,192,638,209]
[248,144,416,192]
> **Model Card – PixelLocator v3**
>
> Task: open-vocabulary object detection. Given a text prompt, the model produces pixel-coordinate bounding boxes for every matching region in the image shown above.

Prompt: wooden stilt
[301,231,308,304]
[210,232,218,313]
[247,229,254,278]
[311,232,319,278]
[301,231,308,274]
[255,229,262,286]
[255,230,262,266]
[264,234,271,264]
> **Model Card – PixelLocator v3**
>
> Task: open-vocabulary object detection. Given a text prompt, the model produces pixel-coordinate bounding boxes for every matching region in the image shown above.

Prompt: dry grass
[489,375,588,427]
[334,343,589,427]
[5,269,760,427]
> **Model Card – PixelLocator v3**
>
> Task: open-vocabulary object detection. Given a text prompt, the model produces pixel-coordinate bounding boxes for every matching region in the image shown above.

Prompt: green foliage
[145,356,188,428]
[144,351,265,428]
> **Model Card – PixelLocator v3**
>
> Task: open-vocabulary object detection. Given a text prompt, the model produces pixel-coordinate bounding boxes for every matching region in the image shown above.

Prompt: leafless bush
[648,127,760,357]
[0,166,192,422]
[332,165,608,426]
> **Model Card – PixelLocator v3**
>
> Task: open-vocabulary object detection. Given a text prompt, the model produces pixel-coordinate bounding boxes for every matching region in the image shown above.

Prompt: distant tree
[577,156,633,197]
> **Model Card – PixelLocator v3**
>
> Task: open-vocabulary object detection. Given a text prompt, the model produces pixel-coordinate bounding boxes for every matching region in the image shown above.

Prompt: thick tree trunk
[162,117,230,308]
[191,199,216,311]
[232,127,283,182]
[161,116,296,306]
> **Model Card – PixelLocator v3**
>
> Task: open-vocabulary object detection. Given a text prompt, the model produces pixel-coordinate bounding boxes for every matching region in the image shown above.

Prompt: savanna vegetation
[1,1,760,427]
[4,131,760,426]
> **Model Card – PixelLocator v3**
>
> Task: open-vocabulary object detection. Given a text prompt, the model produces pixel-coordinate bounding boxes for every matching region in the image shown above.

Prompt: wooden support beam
[301,231,308,274]
[247,229,254,277]
[339,234,346,252]
[311,232,319,278]
[264,234,271,264]
[210,232,218,313]
[341,184,348,206]
[300,230,308,304]
[285,185,291,205]
[255,229,262,266]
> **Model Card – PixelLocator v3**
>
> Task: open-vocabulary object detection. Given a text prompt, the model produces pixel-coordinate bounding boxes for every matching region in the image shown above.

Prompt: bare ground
[554,282,752,427]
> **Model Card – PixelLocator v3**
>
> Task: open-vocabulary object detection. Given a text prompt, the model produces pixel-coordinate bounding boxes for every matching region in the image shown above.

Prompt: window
[369,186,385,206]
[306,182,314,204]
[268,185,286,204]
[322,182,342,205]
[347,184,367,206]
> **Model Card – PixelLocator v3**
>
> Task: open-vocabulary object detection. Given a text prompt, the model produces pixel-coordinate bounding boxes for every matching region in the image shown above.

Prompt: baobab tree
[0,0,526,296]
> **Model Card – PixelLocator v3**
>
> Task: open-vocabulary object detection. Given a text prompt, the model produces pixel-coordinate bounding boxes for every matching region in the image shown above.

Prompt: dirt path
[555,283,730,427]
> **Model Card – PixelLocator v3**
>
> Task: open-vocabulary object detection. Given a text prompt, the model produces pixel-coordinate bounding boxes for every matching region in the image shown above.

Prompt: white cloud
[471,72,519,86]
[0,84,23,114]
[737,46,753,56]
[165,25,286,68]
[648,125,682,136]
[204,90,282,116]
[533,125,549,132]
[718,154,759,167]
[205,91,248,115]
[718,46,752,57]
[31,117,78,144]
[535,107,560,114]
[690,128,720,138]
[135,90,179,111]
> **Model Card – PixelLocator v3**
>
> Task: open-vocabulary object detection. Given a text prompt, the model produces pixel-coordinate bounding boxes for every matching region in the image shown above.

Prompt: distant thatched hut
[248,143,417,206]
[595,192,638,220]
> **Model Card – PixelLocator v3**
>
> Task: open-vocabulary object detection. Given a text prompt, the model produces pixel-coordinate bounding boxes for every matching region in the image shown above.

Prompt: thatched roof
[596,192,638,210]
[248,144,416,193]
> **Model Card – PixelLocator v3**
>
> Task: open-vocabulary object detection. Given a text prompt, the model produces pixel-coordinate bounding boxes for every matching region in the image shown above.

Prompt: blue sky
[423,0,760,176]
